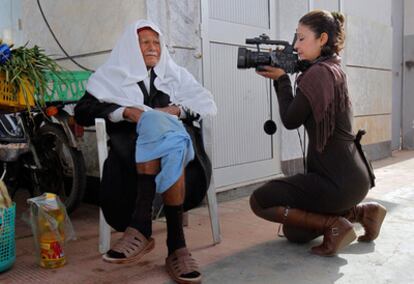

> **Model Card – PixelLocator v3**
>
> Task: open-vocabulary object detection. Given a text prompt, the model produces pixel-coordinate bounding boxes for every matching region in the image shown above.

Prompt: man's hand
[123,107,144,123]
[155,105,181,117]
[256,66,286,80]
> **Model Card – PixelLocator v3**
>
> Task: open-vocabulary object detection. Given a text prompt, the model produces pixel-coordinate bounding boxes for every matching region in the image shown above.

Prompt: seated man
[74,19,216,284]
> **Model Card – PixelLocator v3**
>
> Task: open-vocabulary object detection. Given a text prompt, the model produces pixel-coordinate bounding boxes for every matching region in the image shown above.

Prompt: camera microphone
[264,120,277,135]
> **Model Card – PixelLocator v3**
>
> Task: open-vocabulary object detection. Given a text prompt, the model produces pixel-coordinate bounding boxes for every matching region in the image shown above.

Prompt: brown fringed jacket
[273,56,371,205]
[296,56,351,152]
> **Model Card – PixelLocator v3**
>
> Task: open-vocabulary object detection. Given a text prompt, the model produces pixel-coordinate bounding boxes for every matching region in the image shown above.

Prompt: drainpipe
[401,0,405,149]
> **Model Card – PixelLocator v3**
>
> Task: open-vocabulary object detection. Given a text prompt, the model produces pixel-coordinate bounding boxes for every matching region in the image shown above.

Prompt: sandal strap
[112,227,150,257]
[166,247,200,276]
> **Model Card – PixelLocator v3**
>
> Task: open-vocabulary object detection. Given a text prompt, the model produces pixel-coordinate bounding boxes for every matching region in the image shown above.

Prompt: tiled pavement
[1,150,414,283]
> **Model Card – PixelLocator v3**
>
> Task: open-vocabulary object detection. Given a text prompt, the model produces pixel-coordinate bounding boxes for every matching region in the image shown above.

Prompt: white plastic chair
[95,118,221,254]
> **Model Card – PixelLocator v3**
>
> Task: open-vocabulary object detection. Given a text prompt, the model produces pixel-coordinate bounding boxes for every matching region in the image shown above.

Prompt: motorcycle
[0,102,86,214]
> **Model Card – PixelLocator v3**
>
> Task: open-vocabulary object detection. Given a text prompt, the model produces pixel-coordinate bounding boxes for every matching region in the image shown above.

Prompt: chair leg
[183,211,189,227]
[95,118,112,254]
[99,209,112,254]
[206,182,221,244]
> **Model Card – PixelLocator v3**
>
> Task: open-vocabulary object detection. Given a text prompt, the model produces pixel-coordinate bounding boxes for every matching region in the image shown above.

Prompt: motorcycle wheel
[29,123,86,214]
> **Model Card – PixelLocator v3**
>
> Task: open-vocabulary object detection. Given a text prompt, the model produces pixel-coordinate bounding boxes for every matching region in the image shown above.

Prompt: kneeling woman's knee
[283,225,321,244]
[249,192,263,216]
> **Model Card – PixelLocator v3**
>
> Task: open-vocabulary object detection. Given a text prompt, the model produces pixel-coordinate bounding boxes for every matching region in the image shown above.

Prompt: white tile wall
[343,0,391,26]
[347,67,392,116]
[313,0,339,11]
[346,14,392,69]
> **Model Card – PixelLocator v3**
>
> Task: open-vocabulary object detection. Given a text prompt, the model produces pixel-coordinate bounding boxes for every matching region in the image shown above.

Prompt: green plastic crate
[43,71,91,102]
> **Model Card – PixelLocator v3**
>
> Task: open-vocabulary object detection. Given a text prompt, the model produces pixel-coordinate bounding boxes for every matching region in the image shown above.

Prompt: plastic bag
[0,180,12,209]
[27,193,76,268]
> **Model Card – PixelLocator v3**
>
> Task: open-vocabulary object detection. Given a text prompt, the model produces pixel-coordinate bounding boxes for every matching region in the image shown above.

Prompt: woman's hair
[299,10,346,56]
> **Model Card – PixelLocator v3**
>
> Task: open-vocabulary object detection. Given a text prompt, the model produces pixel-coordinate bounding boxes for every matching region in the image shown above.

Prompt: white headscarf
[86,19,217,117]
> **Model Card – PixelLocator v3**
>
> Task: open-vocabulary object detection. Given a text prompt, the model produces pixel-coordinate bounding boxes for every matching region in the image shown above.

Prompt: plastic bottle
[36,193,66,269]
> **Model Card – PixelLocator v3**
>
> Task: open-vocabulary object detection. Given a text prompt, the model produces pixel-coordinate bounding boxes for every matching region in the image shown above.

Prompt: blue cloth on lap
[135,110,194,194]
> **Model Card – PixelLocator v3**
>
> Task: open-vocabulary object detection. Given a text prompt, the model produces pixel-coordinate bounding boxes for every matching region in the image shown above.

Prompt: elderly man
[75,20,216,283]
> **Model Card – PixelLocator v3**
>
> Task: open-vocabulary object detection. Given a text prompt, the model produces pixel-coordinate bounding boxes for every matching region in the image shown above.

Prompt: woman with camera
[250,10,386,256]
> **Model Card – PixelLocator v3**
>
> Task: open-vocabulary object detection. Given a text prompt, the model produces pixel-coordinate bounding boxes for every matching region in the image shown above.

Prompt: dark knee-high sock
[164,204,186,255]
[130,174,156,239]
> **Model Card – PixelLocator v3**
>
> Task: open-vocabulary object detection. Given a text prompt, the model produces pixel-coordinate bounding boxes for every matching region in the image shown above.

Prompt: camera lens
[237,48,248,69]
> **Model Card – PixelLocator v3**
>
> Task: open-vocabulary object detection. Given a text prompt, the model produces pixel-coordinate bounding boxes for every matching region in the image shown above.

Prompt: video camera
[237,34,298,74]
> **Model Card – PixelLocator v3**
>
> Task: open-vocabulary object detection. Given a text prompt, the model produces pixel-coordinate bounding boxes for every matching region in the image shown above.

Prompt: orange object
[45,106,59,117]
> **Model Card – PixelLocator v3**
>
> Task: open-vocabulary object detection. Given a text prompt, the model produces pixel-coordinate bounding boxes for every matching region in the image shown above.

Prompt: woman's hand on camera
[123,107,144,123]
[256,66,286,80]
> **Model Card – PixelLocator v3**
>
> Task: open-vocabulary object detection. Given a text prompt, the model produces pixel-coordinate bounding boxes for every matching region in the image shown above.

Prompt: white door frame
[200,0,282,191]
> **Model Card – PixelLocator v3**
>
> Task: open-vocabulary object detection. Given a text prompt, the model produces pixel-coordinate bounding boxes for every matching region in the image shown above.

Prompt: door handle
[406,60,414,70]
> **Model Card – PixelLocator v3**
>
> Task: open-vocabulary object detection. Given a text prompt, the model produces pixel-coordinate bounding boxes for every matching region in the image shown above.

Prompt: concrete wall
[344,0,393,160]
[0,0,22,45]
[21,0,147,70]
[20,0,201,80]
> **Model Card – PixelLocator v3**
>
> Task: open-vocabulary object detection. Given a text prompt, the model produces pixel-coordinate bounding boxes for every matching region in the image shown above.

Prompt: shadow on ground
[198,238,350,284]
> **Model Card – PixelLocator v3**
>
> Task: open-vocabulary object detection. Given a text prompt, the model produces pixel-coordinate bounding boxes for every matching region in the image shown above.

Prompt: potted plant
[0,39,62,111]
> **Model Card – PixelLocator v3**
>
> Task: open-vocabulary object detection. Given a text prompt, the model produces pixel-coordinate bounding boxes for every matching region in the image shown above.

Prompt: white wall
[0,0,12,34]
[313,0,339,11]
[405,0,414,36]
[342,0,391,26]
[0,0,22,45]
[277,0,308,162]
[344,1,393,158]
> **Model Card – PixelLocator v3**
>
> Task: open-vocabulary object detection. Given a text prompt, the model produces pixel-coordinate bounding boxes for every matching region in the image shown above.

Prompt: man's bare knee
[136,159,160,174]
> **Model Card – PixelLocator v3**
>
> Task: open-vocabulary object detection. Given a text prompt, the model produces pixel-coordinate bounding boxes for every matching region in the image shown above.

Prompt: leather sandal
[102,227,155,264]
[165,247,202,284]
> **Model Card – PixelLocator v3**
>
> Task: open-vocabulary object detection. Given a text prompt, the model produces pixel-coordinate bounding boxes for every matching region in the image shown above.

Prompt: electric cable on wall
[36,0,94,72]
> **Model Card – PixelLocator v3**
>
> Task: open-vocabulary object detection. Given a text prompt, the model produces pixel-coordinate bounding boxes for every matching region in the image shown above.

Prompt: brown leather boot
[275,207,356,256]
[344,202,387,242]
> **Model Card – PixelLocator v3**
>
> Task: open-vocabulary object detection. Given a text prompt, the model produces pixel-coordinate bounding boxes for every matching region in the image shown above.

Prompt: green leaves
[0,43,62,110]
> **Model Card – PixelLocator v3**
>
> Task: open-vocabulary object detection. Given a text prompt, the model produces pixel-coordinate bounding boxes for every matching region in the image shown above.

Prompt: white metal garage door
[201,0,282,190]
